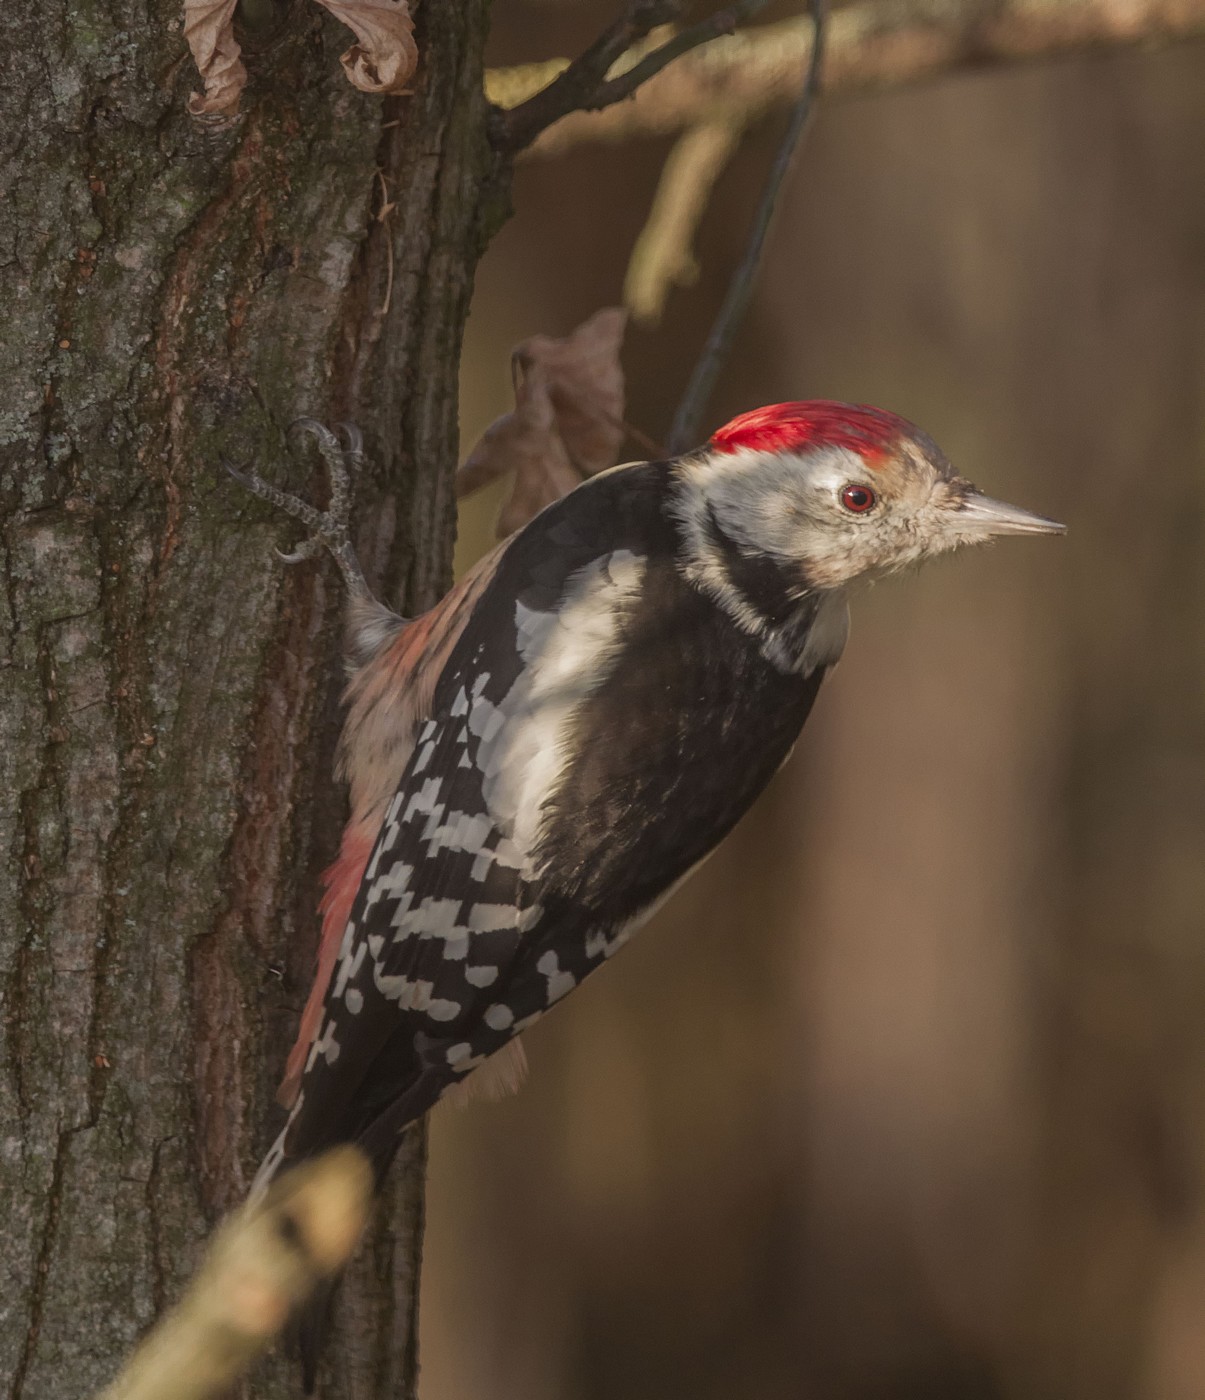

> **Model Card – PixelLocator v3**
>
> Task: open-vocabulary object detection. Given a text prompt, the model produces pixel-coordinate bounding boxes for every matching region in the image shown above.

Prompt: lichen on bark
[0,0,502,1394]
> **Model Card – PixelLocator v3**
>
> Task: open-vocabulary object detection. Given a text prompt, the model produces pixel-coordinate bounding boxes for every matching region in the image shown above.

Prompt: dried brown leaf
[458,363,584,539]
[314,0,419,95]
[457,309,629,537]
[183,0,246,120]
[515,307,627,476]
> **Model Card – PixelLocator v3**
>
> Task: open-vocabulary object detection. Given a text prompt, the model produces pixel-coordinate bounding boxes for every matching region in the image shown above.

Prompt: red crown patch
[709,401,913,463]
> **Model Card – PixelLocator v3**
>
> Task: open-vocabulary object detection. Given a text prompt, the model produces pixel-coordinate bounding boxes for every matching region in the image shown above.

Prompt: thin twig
[498,0,785,152]
[588,0,774,110]
[499,0,685,152]
[668,0,827,453]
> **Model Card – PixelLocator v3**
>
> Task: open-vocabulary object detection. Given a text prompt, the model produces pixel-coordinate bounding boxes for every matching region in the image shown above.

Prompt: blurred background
[422,8,1205,1399]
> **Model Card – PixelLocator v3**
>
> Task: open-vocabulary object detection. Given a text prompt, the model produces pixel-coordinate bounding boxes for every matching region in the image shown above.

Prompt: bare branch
[498,0,787,152]
[589,0,775,106]
[96,1148,372,1400]
[499,0,686,151]
[489,0,1205,158]
[624,118,745,322]
[669,0,827,452]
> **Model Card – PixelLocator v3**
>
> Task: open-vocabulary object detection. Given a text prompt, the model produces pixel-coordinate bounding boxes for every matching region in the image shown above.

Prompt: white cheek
[696,445,867,563]
[794,531,863,587]
[792,496,878,587]
[813,509,936,583]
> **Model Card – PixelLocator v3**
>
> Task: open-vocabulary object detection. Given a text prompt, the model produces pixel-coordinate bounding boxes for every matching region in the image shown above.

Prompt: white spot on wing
[466,903,516,932]
[313,1017,341,1065]
[364,860,413,909]
[402,777,444,824]
[392,896,464,940]
[484,1003,514,1030]
[333,938,368,998]
[536,950,576,1004]
[445,1041,490,1074]
[425,810,492,857]
[372,971,461,1020]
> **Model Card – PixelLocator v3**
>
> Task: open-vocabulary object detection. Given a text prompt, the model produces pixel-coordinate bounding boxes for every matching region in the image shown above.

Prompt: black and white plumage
[255,458,826,1182]
[232,402,1063,1379]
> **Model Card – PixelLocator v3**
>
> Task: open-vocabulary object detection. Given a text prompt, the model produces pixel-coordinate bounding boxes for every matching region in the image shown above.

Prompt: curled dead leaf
[515,307,627,476]
[314,0,419,95]
[183,0,247,121]
[456,309,629,538]
[459,363,582,539]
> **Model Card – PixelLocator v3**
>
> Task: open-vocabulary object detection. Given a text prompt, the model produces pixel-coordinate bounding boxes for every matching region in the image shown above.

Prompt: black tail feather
[294,1277,337,1394]
[282,1071,444,1388]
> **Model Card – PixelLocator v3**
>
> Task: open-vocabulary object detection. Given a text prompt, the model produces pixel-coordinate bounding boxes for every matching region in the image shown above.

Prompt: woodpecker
[230,403,1062,1378]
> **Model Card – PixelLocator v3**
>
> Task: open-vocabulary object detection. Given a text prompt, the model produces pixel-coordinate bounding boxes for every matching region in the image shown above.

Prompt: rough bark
[0,0,505,1395]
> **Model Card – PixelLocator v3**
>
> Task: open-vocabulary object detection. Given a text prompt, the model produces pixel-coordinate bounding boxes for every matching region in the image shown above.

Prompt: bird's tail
[256,1070,446,1390]
[293,1278,338,1394]
[290,1114,432,1393]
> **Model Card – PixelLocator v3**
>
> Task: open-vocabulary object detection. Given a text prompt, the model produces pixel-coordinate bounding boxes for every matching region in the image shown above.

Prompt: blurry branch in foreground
[96,1148,372,1400]
[488,0,1205,159]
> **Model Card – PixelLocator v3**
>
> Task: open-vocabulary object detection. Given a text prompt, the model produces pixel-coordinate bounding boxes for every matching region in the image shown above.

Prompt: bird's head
[667,400,1064,672]
[673,400,1064,594]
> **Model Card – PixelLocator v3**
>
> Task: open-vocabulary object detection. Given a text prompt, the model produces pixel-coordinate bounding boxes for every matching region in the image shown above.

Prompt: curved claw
[335,422,364,457]
[225,418,373,602]
[276,538,325,566]
[288,416,341,451]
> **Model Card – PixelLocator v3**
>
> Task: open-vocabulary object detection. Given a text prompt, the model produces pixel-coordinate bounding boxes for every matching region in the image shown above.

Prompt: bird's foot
[226,418,369,598]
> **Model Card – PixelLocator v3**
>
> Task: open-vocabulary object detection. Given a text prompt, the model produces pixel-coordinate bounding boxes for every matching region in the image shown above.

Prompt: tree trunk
[0,1,504,1394]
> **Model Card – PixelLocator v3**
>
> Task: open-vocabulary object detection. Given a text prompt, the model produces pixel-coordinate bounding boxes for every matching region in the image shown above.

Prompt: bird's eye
[840,483,877,514]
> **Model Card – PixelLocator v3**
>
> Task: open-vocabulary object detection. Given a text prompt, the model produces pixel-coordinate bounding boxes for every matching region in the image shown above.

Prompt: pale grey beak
[956,490,1066,538]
